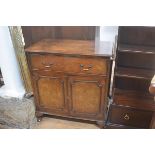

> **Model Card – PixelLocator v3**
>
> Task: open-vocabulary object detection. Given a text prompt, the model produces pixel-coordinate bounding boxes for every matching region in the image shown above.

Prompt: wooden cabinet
[25,38,112,127]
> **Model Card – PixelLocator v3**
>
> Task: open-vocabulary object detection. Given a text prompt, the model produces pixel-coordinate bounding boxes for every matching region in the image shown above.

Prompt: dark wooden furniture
[0,69,4,87]
[25,37,113,127]
[106,26,155,129]
[22,26,96,48]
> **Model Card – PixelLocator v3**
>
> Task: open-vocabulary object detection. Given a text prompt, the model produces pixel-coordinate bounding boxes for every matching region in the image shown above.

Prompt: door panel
[68,76,106,119]
[33,74,67,113]
[71,82,100,114]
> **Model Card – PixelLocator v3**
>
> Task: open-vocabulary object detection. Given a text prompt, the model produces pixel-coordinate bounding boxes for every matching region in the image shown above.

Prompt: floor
[35,116,99,129]
[0,96,99,129]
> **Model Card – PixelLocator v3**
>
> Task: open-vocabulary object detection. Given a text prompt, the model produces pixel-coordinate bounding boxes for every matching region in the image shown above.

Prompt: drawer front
[29,54,108,75]
[30,54,64,72]
[108,105,153,128]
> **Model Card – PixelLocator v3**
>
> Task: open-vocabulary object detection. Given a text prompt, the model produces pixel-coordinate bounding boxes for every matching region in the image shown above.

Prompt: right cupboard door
[68,76,107,120]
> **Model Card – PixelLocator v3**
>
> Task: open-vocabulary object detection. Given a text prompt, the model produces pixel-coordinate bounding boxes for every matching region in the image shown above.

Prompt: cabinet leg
[96,121,105,128]
[36,111,43,122]
[37,117,42,122]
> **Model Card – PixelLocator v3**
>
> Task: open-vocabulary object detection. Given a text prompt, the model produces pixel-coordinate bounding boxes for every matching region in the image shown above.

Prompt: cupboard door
[32,73,67,113]
[68,76,107,120]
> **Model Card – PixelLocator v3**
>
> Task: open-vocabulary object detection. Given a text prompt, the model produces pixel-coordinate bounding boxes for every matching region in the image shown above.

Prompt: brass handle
[83,68,90,71]
[44,65,52,68]
[80,64,93,71]
[80,64,84,67]
[42,62,53,68]
[124,114,130,120]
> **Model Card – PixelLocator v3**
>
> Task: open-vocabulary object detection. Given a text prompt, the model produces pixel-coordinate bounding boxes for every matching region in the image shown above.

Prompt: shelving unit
[106,26,155,128]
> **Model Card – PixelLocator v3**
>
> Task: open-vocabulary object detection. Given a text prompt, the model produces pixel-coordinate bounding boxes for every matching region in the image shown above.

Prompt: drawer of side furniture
[107,104,153,128]
[29,54,64,72]
[29,54,108,75]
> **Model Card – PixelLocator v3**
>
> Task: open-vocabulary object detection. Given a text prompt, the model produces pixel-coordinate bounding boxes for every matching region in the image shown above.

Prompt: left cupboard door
[32,73,68,115]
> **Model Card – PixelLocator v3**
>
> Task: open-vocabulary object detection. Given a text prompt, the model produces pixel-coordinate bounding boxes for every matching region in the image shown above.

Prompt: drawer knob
[124,114,130,120]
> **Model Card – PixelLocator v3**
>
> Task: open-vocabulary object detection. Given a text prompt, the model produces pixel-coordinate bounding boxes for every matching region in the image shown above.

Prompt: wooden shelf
[113,88,155,111]
[115,67,154,80]
[118,44,155,54]
[114,88,153,98]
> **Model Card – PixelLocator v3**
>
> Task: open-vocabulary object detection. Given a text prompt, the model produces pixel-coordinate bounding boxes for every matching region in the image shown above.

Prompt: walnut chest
[25,39,113,127]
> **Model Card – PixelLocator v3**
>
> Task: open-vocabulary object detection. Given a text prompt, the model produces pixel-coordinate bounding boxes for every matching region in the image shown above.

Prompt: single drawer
[29,54,108,75]
[107,104,153,128]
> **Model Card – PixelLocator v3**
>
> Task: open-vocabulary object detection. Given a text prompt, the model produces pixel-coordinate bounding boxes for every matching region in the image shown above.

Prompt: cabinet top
[25,39,113,58]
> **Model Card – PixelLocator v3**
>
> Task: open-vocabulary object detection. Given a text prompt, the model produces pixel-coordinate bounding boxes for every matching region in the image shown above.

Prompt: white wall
[95,26,118,55]
[0,26,118,98]
[100,26,118,42]
[0,26,25,98]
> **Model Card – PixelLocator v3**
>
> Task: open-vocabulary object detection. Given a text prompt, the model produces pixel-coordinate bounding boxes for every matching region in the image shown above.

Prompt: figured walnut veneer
[25,39,112,127]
